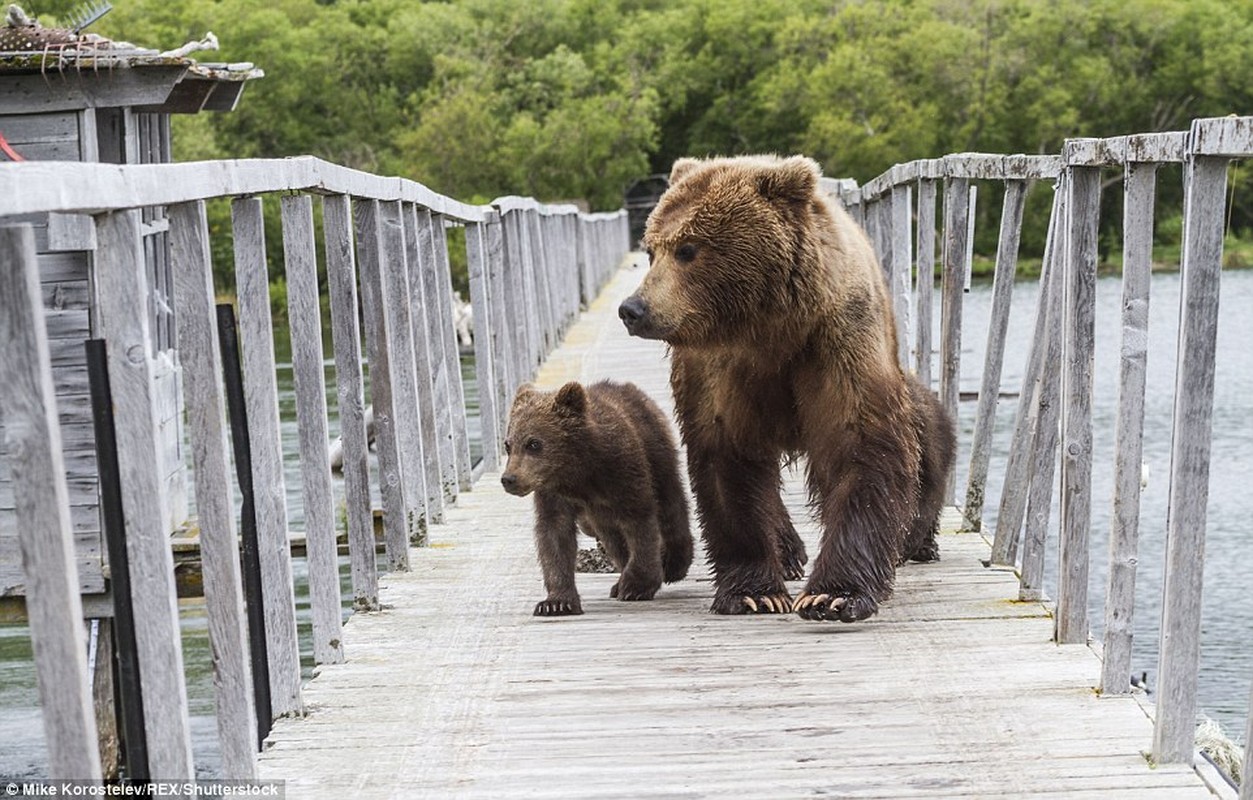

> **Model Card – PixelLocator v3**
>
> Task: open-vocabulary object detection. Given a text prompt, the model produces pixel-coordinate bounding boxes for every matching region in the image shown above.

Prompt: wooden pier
[256,262,1215,798]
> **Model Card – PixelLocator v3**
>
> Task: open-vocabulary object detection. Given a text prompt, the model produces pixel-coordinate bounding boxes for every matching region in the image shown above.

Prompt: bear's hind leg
[605,516,664,601]
[688,445,792,614]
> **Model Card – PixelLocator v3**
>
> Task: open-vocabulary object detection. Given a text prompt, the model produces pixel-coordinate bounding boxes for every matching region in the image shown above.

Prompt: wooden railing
[0,156,628,781]
[824,115,1253,780]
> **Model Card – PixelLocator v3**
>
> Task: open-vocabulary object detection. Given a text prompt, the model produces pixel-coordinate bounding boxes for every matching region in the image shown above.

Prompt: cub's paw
[534,596,583,616]
[901,537,941,564]
[793,590,878,623]
[780,550,807,581]
[610,579,659,601]
[709,590,792,615]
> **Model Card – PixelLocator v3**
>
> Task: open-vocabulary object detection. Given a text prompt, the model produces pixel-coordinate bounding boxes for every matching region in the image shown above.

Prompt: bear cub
[501,380,694,616]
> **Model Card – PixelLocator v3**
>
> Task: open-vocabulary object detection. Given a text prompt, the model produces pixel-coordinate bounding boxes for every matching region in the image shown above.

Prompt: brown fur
[501,380,694,616]
[618,154,956,621]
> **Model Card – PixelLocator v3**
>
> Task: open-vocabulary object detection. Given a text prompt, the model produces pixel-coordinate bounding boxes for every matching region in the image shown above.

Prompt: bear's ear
[553,382,587,417]
[756,156,821,204]
[512,383,538,407]
[669,158,702,184]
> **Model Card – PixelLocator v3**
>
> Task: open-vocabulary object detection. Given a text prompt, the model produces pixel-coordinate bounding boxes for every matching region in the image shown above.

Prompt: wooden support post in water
[94,209,194,778]
[400,204,446,525]
[322,194,379,611]
[990,185,1065,566]
[890,183,912,369]
[355,198,411,572]
[963,180,1027,531]
[229,198,303,717]
[168,200,258,777]
[1056,161,1101,645]
[281,194,346,665]
[915,178,937,385]
[0,224,103,780]
[431,215,474,491]
[1100,161,1157,695]
[466,220,501,472]
[378,200,433,535]
[1153,153,1228,764]
[939,175,970,502]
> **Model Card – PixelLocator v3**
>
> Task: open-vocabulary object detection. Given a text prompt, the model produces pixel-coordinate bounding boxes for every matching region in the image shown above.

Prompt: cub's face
[619,155,822,346]
[500,382,587,497]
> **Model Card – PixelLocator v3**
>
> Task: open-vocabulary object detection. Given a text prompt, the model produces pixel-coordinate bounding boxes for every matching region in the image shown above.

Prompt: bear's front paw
[900,537,940,564]
[610,578,659,601]
[534,596,583,616]
[709,589,792,615]
[793,590,878,622]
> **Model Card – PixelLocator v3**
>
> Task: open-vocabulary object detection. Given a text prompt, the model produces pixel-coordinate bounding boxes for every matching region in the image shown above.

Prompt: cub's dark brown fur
[502,380,693,616]
[619,154,956,622]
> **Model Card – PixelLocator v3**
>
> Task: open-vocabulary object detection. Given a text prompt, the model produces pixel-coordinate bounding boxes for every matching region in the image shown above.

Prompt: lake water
[1,270,1249,778]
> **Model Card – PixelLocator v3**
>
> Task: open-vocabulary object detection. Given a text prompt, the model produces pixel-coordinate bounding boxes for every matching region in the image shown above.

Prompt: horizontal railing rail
[0,157,628,781]
[823,115,1253,777]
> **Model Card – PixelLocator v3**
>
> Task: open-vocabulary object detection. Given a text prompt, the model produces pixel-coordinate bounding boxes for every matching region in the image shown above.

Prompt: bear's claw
[610,579,659,601]
[711,592,791,615]
[793,591,877,622]
[534,598,583,616]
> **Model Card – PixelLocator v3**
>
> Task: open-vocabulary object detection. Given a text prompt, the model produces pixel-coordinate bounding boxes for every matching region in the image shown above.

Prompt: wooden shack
[0,42,261,602]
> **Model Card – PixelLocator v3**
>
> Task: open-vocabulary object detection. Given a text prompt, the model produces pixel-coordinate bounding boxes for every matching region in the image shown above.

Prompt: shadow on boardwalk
[256,257,1212,799]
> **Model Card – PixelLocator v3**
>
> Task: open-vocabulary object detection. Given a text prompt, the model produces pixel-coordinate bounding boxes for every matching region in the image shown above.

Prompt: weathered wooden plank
[0,156,487,223]
[322,195,378,611]
[416,207,460,503]
[230,197,303,717]
[1242,685,1253,800]
[1100,162,1157,695]
[914,178,937,384]
[989,185,1065,567]
[0,224,102,780]
[484,213,515,425]
[939,177,969,501]
[281,195,345,666]
[465,220,500,472]
[963,181,1027,531]
[1019,227,1065,603]
[400,204,445,525]
[94,209,194,778]
[353,199,410,573]
[168,201,258,777]
[1188,115,1253,158]
[378,200,432,535]
[1056,163,1101,645]
[1153,155,1228,764]
[889,184,912,369]
[431,215,474,491]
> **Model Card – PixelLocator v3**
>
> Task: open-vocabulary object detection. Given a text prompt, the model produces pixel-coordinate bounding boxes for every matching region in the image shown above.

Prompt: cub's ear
[553,382,587,417]
[669,157,703,184]
[756,155,821,204]
[511,383,538,408]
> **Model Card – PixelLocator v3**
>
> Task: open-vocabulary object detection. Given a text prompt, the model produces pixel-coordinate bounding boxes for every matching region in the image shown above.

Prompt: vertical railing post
[322,194,379,611]
[1153,142,1228,764]
[914,169,938,385]
[1100,159,1158,694]
[94,209,195,778]
[1241,685,1253,800]
[939,170,971,501]
[281,194,346,665]
[400,204,446,521]
[229,198,303,716]
[415,207,459,501]
[1056,143,1102,645]
[889,180,913,369]
[354,198,411,572]
[0,224,103,780]
[431,214,474,491]
[168,200,258,776]
[963,177,1027,531]
[466,219,501,472]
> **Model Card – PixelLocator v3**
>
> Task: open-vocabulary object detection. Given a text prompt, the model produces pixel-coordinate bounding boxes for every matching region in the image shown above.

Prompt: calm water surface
[1,271,1249,777]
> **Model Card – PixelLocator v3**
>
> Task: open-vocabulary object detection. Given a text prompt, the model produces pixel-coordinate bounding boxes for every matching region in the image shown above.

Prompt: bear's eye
[675,243,698,263]
[525,438,542,454]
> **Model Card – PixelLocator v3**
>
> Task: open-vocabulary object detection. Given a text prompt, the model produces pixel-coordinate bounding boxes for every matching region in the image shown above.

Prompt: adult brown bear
[619,155,955,622]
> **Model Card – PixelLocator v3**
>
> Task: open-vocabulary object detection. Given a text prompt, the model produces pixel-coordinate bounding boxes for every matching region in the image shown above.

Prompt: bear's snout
[619,295,658,338]
[501,472,527,496]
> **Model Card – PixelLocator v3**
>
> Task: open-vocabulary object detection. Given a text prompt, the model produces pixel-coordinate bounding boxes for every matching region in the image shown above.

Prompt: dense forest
[27,0,1253,271]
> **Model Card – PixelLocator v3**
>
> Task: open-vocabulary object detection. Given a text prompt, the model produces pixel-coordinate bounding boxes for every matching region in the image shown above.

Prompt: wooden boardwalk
[256,258,1217,798]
